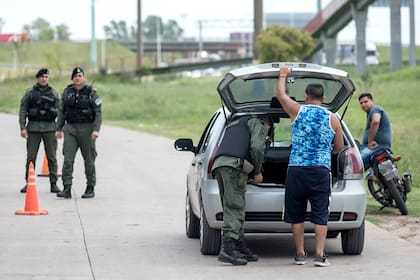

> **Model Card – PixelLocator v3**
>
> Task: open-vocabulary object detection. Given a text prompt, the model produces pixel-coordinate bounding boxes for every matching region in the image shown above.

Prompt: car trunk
[260,145,344,186]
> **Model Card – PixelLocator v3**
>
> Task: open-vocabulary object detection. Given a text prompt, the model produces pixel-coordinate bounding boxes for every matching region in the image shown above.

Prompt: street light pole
[90,0,97,72]
[136,0,143,71]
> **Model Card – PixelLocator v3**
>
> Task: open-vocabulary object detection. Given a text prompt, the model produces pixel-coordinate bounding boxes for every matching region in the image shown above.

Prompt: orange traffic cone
[37,154,49,177]
[37,154,61,177]
[15,162,48,216]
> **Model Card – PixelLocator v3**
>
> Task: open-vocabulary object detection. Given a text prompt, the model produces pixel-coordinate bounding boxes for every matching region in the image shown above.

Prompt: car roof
[217,62,355,115]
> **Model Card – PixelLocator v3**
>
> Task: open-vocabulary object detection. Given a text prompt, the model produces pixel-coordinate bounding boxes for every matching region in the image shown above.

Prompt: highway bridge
[126,0,411,74]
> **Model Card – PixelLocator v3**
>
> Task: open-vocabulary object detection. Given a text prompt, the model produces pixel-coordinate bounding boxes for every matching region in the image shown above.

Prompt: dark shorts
[284,166,331,225]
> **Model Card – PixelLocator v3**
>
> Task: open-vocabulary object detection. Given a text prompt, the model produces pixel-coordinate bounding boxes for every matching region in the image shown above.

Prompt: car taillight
[207,147,219,175]
[343,212,358,221]
[342,147,364,180]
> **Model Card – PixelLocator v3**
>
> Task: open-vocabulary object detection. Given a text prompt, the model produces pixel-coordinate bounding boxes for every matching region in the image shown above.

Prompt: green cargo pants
[26,131,58,184]
[214,166,246,240]
[62,123,97,187]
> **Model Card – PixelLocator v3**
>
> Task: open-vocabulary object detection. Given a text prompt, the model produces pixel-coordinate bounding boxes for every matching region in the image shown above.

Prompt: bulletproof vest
[27,86,57,122]
[63,85,94,123]
[214,117,251,161]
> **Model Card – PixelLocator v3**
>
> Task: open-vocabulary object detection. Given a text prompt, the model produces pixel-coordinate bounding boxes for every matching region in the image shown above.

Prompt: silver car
[174,62,366,256]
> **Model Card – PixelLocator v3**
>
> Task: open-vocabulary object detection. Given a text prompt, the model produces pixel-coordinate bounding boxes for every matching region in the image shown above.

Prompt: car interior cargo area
[258,145,347,187]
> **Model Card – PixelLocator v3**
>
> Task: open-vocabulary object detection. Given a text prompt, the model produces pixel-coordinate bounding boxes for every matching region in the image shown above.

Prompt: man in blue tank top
[358,92,392,170]
[276,66,344,267]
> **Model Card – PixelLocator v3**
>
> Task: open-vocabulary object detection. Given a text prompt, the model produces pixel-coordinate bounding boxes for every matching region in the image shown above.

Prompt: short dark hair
[358,92,373,101]
[305,84,324,100]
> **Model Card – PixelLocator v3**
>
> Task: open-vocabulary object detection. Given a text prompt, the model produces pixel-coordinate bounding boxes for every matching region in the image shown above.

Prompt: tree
[103,17,183,41]
[104,20,130,41]
[255,25,314,63]
[143,15,163,40]
[56,24,71,41]
[162,19,183,40]
[31,18,54,41]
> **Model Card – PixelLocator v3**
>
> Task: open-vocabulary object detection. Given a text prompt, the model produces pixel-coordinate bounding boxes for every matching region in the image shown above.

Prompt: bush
[255,25,314,63]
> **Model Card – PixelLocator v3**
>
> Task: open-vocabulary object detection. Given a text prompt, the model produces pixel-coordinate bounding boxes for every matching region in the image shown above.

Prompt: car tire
[185,192,200,238]
[341,219,365,255]
[200,205,221,255]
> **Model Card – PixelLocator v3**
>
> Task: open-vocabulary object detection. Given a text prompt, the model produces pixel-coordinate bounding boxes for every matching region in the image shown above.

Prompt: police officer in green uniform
[212,116,272,265]
[55,67,102,199]
[19,68,61,193]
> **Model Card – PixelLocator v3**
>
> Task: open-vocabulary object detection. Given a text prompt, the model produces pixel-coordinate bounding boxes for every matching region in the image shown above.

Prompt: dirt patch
[368,213,420,247]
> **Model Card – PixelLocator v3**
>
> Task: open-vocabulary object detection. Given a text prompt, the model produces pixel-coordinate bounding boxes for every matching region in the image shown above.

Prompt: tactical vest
[214,117,251,161]
[27,86,57,122]
[63,85,95,123]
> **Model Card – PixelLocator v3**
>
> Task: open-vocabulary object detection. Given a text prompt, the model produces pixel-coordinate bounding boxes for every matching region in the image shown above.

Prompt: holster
[238,160,254,187]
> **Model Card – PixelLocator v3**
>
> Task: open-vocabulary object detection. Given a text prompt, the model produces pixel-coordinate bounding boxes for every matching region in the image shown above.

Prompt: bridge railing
[304,0,348,35]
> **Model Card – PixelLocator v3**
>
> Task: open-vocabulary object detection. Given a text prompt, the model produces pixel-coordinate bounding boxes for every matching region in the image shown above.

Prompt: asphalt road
[1,113,419,279]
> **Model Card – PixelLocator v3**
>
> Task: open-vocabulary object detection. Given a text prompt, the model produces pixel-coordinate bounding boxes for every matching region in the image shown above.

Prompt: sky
[1,0,418,44]
[0,0,326,40]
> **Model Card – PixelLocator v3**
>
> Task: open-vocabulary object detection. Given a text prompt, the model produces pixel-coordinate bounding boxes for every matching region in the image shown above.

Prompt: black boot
[20,185,27,193]
[50,183,61,193]
[218,236,247,265]
[235,234,259,261]
[81,185,95,198]
[57,185,71,199]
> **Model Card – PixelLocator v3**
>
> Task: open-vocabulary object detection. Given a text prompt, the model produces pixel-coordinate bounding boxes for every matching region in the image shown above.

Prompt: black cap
[35,68,49,78]
[71,67,84,80]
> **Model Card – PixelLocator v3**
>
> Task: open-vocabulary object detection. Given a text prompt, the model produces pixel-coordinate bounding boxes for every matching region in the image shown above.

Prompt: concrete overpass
[127,0,411,74]
[304,0,410,73]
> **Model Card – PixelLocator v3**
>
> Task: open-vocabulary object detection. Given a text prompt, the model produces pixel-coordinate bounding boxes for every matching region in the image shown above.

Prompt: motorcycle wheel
[385,179,408,215]
[367,177,393,208]
[367,177,408,215]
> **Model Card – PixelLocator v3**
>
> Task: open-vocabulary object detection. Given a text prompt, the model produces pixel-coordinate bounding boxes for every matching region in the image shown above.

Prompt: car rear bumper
[200,179,366,232]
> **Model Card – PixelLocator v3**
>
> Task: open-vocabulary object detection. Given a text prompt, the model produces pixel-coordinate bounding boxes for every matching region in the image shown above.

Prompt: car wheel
[200,205,221,255]
[185,192,200,238]
[341,219,365,255]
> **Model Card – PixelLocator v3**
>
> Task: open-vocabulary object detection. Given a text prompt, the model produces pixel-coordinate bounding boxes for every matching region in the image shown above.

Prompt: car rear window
[228,77,344,105]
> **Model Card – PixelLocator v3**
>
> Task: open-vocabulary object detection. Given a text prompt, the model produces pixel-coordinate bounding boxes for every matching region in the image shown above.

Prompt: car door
[187,111,223,214]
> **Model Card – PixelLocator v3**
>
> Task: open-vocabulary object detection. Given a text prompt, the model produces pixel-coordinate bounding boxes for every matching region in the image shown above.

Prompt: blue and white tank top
[289,105,335,169]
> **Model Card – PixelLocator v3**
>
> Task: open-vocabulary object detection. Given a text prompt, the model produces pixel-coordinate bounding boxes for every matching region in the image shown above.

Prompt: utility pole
[409,0,416,66]
[198,20,203,53]
[253,0,263,60]
[136,0,143,71]
[90,0,97,72]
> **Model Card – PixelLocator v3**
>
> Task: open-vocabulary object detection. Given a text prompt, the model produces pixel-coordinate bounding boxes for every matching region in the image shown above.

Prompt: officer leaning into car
[55,67,102,199]
[19,68,61,194]
[211,115,272,265]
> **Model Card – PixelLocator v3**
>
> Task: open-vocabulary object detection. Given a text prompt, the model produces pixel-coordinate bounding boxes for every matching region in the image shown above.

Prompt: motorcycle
[366,147,412,215]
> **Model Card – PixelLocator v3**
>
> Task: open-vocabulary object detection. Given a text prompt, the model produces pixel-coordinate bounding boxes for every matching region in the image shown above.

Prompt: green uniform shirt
[212,117,268,175]
[18,84,59,132]
[56,84,102,132]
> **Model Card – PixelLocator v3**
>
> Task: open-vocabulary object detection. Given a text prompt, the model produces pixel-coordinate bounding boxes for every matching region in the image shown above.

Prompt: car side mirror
[174,138,195,152]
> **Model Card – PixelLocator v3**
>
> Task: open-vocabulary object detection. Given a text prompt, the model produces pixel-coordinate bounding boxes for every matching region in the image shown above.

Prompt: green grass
[1,41,419,216]
[0,41,155,79]
[365,215,382,225]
